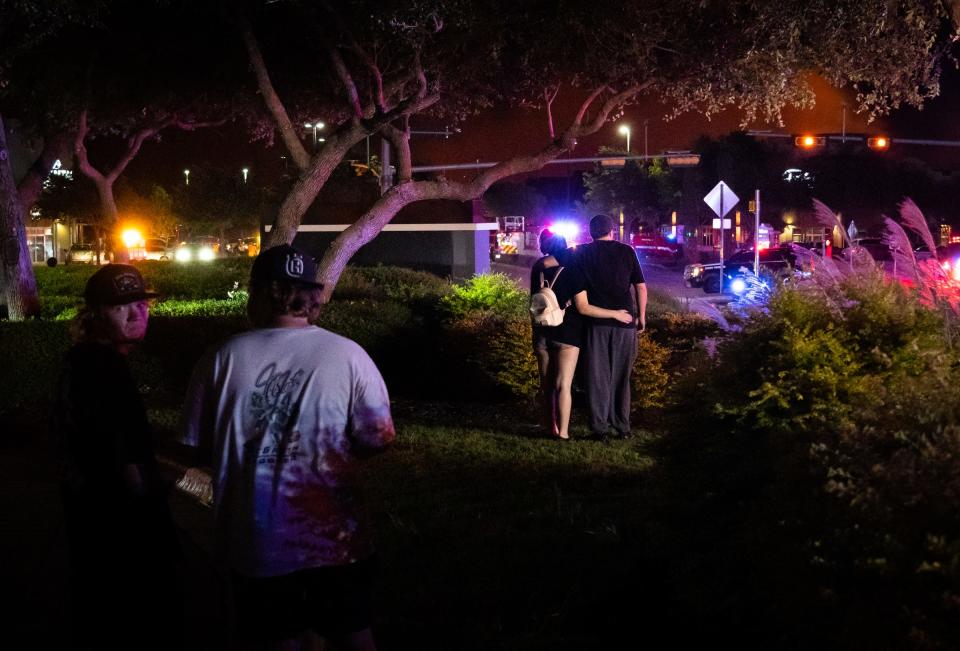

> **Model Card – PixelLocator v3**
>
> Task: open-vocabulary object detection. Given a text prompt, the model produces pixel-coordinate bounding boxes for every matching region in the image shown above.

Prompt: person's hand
[637,316,646,332]
[613,309,633,324]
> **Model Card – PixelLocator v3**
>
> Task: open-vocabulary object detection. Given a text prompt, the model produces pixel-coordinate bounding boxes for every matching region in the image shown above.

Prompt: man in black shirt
[574,215,647,440]
[52,264,181,647]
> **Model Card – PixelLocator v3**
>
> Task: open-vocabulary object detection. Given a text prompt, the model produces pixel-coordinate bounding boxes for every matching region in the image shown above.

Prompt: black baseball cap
[84,264,159,307]
[250,244,324,288]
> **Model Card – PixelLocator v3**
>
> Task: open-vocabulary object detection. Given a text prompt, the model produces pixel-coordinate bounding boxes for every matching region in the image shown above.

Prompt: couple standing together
[530,214,647,442]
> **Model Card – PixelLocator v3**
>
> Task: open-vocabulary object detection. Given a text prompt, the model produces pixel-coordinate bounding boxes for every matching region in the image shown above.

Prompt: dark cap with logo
[250,244,324,289]
[84,264,159,307]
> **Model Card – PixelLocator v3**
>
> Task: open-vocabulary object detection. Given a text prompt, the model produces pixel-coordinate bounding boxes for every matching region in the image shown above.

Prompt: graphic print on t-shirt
[248,362,305,466]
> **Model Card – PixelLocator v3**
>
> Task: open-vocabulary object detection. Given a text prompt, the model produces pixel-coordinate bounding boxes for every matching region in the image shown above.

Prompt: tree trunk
[264,139,355,248]
[17,129,72,214]
[0,113,41,320]
[94,177,124,262]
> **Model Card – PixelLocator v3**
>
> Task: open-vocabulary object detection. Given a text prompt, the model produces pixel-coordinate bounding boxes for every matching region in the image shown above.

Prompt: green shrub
[133,259,253,299]
[632,333,670,410]
[666,269,960,648]
[41,295,82,320]
[645,287,683,318]
[318,299,416,355]
[150,297,248,318]
[35,259,254,302]
[332,268,378,300]
[441,273,528,320]
[351,265,451,304]
[440,313,538,400]
[0,321,71,419]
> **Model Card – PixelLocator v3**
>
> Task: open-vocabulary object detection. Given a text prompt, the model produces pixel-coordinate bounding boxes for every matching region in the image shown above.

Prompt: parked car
[175,236,220,262]
[686,245,801,294]
[143,238,173,261]
[66,243,101,264]
[722,245,801,295]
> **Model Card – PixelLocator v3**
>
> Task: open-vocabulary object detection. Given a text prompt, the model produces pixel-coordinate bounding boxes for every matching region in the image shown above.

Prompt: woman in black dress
[531,231,632,440]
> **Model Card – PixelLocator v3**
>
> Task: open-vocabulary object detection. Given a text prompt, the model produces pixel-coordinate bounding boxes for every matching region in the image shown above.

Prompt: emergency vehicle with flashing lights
[631,231,683,267]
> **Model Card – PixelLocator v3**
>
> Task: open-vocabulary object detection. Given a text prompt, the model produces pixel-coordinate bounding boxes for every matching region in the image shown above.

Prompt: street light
[242,167,249,183]
[183,169,190,186]
[304,121,325,147]
[618,124,631,153]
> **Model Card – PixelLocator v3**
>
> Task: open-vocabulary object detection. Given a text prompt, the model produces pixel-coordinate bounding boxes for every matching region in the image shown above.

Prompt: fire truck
[491,216,527,260]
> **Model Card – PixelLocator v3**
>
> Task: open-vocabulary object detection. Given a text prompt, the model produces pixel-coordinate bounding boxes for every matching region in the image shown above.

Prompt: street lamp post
[618,125,631,153]
[643,119,649,159]
[304,121,325,148]
[242,167,249,184]
[183,169,190,186]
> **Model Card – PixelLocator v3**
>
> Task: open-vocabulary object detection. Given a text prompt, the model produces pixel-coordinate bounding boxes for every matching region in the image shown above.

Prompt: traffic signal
[794,135,826,149]
[866,136,890,151]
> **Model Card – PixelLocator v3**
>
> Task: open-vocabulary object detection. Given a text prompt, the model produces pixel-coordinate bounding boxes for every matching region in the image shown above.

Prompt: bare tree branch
[382,123,412,182]
[314,82,651,299]
[73,110,106,186]
[327,44,365,120]
[544,84,560,139]
[174,118,228,131]
[413,49,428,99]
[238,15,311,171]
[319,0,390,111]
[582,84,648,134]
[107,117,175,184]
[574,86,609,126]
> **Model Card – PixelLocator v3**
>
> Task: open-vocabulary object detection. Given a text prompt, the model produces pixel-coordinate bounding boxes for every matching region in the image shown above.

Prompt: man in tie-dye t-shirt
[183,245,394,650]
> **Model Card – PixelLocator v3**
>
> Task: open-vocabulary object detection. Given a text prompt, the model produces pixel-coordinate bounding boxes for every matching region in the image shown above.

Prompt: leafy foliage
[580,157,677,226]
[440,273,528,320]
[632,333,670,410]
[669,267,960,647]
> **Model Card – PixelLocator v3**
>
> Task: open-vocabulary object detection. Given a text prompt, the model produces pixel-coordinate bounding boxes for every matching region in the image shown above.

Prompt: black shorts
[232,557,378,642]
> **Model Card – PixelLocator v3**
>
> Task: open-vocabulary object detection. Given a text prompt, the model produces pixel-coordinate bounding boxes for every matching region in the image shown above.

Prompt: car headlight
[176,248,192,262]
[730,278,747,294]
[198,246,215,261]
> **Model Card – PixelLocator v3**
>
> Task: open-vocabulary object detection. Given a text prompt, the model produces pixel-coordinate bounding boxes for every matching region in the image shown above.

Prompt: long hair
[539,231,568,258]
[69,305,113,345]
[247,280,324,327]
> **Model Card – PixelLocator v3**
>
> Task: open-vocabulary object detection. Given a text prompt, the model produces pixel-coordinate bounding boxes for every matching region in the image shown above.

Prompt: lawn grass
[156,397,667,649]
[369,405,659,649]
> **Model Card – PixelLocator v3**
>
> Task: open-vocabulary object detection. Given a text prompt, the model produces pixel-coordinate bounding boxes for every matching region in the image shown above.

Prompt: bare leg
[553,344,580,439]
[534,346,557,435]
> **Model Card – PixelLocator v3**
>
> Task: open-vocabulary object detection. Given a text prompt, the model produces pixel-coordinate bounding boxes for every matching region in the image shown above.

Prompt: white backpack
[530,267,566,327]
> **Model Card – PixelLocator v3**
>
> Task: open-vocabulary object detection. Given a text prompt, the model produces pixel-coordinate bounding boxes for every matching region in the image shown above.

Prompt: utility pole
[754,190,760,276]
[841,102,847,142]
[643,119,649,160]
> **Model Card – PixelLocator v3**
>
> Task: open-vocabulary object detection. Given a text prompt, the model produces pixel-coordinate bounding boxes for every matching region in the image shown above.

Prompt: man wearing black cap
[52,264,182,646]
[183,244,395,650]
[574,215,648,442]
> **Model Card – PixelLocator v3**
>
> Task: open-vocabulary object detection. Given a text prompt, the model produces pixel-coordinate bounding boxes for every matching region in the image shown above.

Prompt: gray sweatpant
[585,324,638,436]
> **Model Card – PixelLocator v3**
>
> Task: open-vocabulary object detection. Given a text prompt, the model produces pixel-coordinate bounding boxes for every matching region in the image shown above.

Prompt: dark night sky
[107,66,960,192]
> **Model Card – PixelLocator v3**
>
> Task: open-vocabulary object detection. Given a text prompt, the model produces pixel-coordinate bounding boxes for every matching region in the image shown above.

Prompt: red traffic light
[867,136,890,150]
[794,135,826,149]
